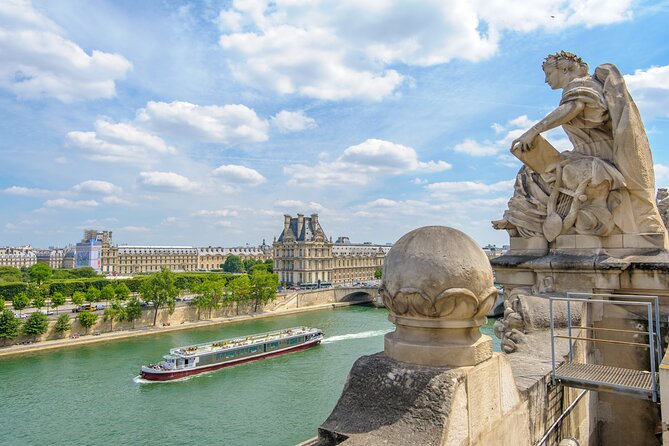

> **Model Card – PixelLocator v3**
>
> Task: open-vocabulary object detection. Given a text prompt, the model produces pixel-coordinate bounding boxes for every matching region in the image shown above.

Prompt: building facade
[197,241,272,271]
[0,246,36,268]
[273,214,390,286]
[112,246,199,275]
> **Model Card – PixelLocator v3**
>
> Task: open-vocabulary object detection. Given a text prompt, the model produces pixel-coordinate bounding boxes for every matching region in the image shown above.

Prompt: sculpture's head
[542,51,588,90]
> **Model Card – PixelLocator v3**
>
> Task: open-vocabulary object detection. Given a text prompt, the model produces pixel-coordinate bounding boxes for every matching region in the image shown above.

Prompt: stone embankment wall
[7,289,372,346]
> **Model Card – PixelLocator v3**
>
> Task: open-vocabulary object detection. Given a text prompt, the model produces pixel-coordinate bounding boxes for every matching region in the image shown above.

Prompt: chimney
[297,214,304,237]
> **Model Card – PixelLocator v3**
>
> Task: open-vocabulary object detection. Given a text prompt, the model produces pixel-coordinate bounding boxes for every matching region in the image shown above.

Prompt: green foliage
[192,278,226,319]
[140,268,178,326]
[250,270,280,312]
[51,267,99,279]
[51,292,66,313]
[264,259,274,273]
[100,284,116,302]
[85,286,101,303]
[0,297,5,309]
[0,282,27,300]
[48,278,109,297]
[26,283,39,299]
[31,293,45,309]
[223,255,243,273]
[54,314,71,334]
[71,291,85,306]
[374,268,383,279]
[114,282,131,300]
[22,312,49,340]
[77,310,98,334]
[28,263,52,285]
[123,298,143,328]
[0,309,21,345]
[228,275,252,315]
[0,266,22,283]
[103,301,125,331]
[12,292,30,313]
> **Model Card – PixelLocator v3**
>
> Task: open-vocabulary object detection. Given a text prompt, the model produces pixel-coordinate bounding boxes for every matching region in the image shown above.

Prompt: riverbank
[0,300,367,358]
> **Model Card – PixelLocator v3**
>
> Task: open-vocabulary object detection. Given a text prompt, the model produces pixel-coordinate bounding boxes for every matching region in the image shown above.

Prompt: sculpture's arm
[511,100,585,152]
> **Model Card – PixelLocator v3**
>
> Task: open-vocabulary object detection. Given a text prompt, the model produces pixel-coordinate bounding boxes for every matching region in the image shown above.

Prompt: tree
[223,255,243,273]
[374,268,383,279]
[71,291,85,306]
[103,301,124,332]
[54,314,71,337]
[85,286,100,303]
[228,275,252,315]
[250,270,280,312]
[0,297,5,309]
[22,312,49,341]
[140,268,178,326]
[77,310,98,334]
[124,298,143,329]
[115,282,131,300]
[51,292,66,314]
[192,279,225,319]
[0,309,21,345]
[0,266,22,283]
[32,292,45,310]
[29,263,52,285]
[12,292,30,316]
[264,259,274,273]
[100,284,116,302]
[26,283,39,300]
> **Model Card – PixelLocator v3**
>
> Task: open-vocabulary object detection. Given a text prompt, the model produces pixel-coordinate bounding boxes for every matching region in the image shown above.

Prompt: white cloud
[194,209,239,218]
[655,164,669,186]
[271,110,317,132]
[274,200,325,212]
[67,119,176,163]
[427,179,515,197]
[217,0,632,101]
[72,180,121,195]
[102,196,132,206]
[136,101,269,144]
[119,225,149,232]
[3,185,51,196]
[138,171,198,192]
[453,139,499,156]
[625,64,669,118]
[368,198,398,207]
[286,138,451,186]
[0,0,132,101]
[43,198,99,209]
[212,164,266,185]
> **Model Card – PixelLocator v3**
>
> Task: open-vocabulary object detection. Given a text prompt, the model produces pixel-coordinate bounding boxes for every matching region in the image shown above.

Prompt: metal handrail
[549,293,661,402]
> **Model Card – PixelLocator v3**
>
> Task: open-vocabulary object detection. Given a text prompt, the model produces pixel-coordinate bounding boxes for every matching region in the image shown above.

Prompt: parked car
[72,303,96,313]
[14,312,29,319]
[38,309,54,316]
[95,304,106,311]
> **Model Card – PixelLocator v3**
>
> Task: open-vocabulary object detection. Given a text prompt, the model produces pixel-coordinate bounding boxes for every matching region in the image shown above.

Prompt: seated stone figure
[493,51,666,242]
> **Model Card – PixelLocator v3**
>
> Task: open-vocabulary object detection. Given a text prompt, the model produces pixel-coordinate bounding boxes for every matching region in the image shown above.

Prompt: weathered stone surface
[316,353,464,446]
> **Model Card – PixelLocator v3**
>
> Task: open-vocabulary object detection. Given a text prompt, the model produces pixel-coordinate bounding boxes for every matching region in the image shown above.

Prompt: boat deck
[172,327,318,357]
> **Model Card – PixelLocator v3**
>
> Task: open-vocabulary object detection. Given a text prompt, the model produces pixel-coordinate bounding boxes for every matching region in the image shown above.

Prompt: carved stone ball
[381,226,497,324]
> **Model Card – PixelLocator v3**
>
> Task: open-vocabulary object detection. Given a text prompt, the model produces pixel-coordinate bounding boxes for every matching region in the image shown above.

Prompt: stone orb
[381,226,496,323]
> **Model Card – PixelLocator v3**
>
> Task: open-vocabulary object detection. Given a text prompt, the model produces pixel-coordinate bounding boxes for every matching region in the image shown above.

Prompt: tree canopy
[22,312,49,340]
[85,286,100,303]
[29,263,52,285]
[123,298,143,328]
[192,278,225,319]
[223,255,243,273]
[140,268,178,326]
[100,284,116,302]
[54,314,71,335]
[250,270,279,312]
[115,282,131,300]
[77,310,98,334]
[51,292,66,313]
[0,309,21,345]
[12,292,30,314]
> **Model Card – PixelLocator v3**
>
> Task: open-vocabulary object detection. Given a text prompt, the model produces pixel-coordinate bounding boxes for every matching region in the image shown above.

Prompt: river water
[0,305,500,446]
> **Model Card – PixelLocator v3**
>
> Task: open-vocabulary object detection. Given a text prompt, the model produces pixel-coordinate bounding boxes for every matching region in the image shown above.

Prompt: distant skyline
[1,0,669,248]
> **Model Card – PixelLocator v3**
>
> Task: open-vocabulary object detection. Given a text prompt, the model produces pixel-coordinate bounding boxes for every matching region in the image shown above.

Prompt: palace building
[272,214,391,287]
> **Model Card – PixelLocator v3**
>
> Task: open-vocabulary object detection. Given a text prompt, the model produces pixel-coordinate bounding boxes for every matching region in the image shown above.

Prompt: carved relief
[381,285,498,320]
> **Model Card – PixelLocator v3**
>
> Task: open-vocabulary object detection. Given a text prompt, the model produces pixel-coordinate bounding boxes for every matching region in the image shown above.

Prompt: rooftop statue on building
[492,51,666,242]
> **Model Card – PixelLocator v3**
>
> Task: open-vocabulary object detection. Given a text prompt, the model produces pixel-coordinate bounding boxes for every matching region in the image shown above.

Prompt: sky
[1,0,669,249]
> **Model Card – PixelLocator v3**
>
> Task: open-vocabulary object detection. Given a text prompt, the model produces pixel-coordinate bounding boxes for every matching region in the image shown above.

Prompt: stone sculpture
[492,51,666,243]
[381,226,497,366]
[657,188,669,229]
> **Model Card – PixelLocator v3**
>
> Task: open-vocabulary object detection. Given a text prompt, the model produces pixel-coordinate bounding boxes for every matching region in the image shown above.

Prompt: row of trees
[221,256,273,274]
[0,267,281,345]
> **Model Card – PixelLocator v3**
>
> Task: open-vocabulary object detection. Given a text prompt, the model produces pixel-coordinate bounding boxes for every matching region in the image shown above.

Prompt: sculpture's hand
[511,130,537,153]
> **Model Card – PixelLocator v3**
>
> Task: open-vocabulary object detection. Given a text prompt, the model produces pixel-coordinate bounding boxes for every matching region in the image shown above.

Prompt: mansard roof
[278,214,327,242]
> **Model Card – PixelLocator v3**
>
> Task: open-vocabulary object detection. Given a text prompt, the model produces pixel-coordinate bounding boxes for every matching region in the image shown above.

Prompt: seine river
[0,305,499,446]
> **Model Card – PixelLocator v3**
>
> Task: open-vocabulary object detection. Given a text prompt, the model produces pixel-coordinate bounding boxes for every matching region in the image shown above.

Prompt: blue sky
[1,0,668,249]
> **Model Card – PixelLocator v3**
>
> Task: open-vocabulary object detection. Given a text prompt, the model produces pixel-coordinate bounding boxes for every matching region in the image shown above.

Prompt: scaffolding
[549,293,662,402]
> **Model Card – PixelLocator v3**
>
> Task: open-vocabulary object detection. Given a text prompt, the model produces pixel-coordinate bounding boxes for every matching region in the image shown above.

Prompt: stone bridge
[271,286,382,311]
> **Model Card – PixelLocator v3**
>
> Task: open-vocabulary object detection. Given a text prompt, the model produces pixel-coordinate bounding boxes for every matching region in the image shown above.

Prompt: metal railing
[549,293,662,402]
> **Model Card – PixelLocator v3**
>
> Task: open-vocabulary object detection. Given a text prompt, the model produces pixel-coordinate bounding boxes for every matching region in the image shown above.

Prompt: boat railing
[170,327,320,355]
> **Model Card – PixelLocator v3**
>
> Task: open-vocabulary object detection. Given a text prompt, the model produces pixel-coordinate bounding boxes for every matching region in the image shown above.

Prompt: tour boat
[139,326,323,381]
